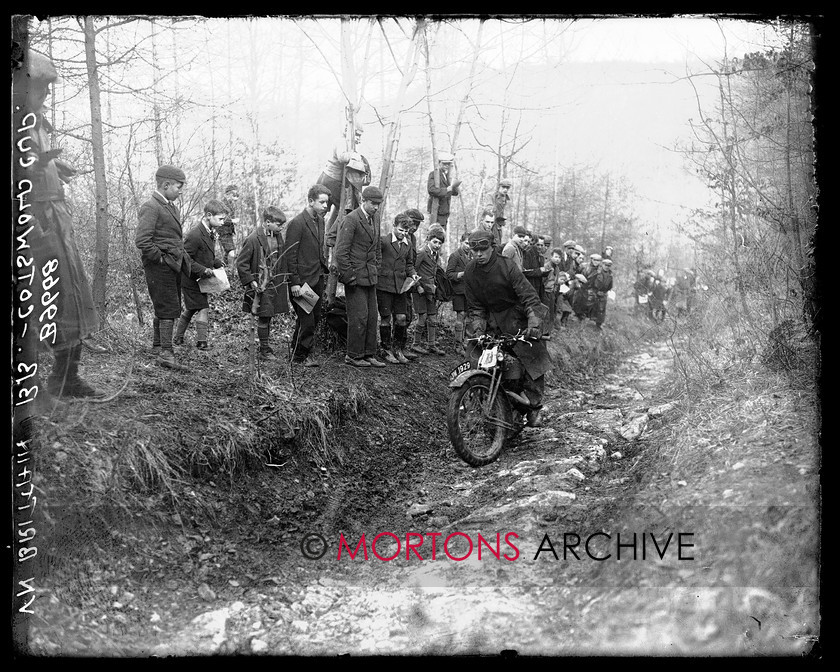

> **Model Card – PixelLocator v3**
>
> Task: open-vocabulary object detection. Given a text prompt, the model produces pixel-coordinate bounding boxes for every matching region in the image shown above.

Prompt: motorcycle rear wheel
[447,377,511,467]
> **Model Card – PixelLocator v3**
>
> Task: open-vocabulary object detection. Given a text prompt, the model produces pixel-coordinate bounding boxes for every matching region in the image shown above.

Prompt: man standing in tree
[321,124,371,249]
[135,164,192,369]
[493,178,512,244]
[285,184,332,367]
[427,151,461,229]
[336,186,385,368]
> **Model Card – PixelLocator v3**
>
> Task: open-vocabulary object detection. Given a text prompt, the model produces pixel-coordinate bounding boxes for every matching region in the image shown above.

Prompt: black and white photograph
[11,13,822,657]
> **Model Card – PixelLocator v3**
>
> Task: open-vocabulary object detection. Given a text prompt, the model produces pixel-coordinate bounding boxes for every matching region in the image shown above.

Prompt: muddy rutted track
[27,324,818,656]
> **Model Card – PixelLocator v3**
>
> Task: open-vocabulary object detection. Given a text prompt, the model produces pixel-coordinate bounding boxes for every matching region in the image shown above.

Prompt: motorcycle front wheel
[447,377,512,467]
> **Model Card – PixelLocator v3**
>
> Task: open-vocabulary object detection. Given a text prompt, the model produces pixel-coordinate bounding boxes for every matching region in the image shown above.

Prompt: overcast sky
[563,17,774,62]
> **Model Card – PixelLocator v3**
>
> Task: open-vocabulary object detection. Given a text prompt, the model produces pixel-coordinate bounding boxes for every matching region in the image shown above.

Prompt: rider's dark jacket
[463,250,551,380]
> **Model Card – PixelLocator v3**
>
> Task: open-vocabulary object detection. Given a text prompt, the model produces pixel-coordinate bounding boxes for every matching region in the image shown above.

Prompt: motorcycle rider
[462,229,552,427]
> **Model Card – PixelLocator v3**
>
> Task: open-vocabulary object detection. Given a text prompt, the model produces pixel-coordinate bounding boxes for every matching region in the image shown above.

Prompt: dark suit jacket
[135,191,191,274]
[236,227,289,315]
[378,234,416,294]
[427,169,459,216]
[285,208,328,288]
[335,206,381,286]
[445,246,472,296]
[415,244,441,295]
[183,223,223,291]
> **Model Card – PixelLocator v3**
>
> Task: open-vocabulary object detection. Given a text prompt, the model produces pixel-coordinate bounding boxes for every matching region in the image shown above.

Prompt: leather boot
[47,344,101,398]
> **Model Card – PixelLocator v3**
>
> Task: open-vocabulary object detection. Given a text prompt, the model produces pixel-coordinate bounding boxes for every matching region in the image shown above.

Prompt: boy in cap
[136,163,191,368]
[410,226,447,355]
[400,208,424,360]
[173,199,228,349]
[446,232,473,356]
[377,213,420,364]
[576,253,603,322]
[285,184,332,367]
[522,230,549,304]
[591,256,613,329]
[545,248,566,329]
[427,152,461,229]
[14,48,102,400]
[236,206,290,361]
[336,186,385,367]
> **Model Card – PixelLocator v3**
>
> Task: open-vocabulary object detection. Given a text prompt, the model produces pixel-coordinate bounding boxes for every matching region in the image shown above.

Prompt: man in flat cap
[136,164,192,368]
[336,186,385,367]
[493,178,512,244]
[427,152,461,229]
[462,229,552,427]
[13,48,102,403]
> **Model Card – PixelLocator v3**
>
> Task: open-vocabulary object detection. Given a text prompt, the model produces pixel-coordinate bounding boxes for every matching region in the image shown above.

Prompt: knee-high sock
[454,312,464,344]
[414,314,427,345]
[175,310,196,339]
[258,318,271,350]
[153,317,161,347]
[394,324,407,349]
[195,319,209,342]
[159,319,174,350]
[379,324,391,351]
[427,320,437,347]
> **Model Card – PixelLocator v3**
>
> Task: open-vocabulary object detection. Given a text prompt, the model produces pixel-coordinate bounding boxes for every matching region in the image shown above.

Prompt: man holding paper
[286,184,332,367]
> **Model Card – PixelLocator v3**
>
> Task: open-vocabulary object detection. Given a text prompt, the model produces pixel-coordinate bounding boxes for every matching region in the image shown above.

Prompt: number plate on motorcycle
[449,361,471,382]
[478,346,498,369]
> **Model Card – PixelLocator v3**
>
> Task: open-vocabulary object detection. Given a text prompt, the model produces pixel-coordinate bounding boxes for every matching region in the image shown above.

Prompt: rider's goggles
[469,240,492,251]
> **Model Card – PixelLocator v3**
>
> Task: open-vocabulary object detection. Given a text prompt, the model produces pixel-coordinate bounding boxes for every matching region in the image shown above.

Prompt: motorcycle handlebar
[466,332,545,346]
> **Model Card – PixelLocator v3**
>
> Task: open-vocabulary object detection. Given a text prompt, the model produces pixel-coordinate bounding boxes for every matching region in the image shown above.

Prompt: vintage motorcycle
[446,332,542,467]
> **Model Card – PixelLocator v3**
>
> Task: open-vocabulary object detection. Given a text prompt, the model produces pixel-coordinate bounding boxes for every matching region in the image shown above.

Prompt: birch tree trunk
[151,19,164,165]
[449,19,485,241]
[423,24,440,230]
[326,18,361,307]
[83,16,111,320]
[599,174,610,254]
[378,19,423,210]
